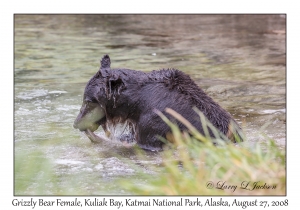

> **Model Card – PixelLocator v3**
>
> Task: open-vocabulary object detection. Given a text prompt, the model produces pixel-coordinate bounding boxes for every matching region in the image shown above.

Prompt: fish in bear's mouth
[73,104,137,147]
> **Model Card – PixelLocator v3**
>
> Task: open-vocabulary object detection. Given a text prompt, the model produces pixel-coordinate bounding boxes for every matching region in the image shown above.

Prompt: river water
[14,14,286,195]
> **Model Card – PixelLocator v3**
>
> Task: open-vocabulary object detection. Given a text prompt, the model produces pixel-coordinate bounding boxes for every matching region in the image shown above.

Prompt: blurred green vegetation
[122,108,286,195]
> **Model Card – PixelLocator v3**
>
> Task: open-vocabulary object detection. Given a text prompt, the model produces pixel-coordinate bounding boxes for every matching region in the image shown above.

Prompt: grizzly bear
[73,55,242,151]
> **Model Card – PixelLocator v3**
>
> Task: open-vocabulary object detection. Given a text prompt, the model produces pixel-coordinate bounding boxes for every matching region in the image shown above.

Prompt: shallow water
[14,14,286,195]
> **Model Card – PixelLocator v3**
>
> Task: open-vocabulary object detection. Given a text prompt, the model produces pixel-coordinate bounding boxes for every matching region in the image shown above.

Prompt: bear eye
[85,100,98,110]
[85,98,97,103]
[91,98,98,103]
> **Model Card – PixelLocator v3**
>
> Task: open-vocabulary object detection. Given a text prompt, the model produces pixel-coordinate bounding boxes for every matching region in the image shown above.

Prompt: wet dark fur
[74,55,242,151]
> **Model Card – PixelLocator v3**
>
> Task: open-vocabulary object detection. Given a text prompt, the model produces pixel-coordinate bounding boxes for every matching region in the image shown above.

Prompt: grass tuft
[124,108,286,195]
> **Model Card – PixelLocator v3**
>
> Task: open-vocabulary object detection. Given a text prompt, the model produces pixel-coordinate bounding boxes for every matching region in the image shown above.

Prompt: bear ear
[100,54,111,69]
